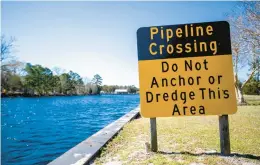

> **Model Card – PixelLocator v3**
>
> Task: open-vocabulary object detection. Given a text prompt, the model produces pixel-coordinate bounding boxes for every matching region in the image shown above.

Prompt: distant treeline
[1,62,139,97]
[1,62,99,96]
[1,58,138,97]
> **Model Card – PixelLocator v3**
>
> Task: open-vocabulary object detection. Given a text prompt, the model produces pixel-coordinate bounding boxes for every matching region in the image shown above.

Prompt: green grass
[94,105,260,165]
[244,95,260,101]
[244,95,260,105]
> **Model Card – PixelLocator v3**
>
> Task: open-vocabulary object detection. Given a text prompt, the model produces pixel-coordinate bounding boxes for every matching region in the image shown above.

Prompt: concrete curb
[48,106,140,165]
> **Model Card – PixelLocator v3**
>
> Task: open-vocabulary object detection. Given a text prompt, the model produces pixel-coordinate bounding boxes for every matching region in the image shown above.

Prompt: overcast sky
[2,1,246,87]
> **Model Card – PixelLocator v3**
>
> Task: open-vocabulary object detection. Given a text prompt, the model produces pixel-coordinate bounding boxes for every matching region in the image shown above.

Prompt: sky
[2,1,247,87]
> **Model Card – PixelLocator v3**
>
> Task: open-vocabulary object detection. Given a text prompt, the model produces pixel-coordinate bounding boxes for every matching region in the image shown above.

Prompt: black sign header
[137,21,232,61]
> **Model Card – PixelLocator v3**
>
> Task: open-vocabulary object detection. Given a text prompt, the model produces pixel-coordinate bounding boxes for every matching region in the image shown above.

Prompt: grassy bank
[244,95,260,105]
[94,96,260,165]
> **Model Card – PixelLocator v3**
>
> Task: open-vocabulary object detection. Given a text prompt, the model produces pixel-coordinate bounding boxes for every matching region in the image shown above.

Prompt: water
[1,95,140,165]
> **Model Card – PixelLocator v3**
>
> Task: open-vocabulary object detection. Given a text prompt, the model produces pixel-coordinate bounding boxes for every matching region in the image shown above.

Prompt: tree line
[1,63,104,96]
[1,39,138,96]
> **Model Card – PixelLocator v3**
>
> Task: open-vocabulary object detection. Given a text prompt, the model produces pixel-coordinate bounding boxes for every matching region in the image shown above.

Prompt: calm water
[1,95,140,165]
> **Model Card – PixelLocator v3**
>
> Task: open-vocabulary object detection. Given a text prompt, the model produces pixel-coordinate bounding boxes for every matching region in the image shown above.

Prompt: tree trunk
[235,83,245,105]
[234,73,245,105]
[234,66,258,104]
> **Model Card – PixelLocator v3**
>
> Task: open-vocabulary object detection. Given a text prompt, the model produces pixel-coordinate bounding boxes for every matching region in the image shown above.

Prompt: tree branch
[241,68,257,90]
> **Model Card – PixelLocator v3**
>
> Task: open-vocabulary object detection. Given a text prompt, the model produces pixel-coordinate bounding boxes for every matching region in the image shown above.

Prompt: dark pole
[219,115,231,155]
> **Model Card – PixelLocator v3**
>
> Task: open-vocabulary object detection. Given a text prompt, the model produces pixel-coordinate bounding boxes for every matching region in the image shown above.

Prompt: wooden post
[219,115,231,155]
[150,118,158,152]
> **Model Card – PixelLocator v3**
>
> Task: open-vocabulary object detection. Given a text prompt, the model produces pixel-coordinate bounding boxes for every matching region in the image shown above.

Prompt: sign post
[219,115,230,155]
[150,118,158,152]
[136,21,237,153]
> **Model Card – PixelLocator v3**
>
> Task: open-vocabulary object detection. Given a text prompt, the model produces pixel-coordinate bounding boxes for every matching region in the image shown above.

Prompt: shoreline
[48,106,140,165]
[1,93,97,98]
[1,93,139,98]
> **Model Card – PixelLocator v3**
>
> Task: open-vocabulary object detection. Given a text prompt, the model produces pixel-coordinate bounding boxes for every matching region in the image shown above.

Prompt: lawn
[244,95,260,105]
[93,96,260,165]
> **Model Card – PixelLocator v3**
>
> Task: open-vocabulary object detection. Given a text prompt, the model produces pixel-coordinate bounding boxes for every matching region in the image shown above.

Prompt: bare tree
[1,35,25,92]
[1,35,16,62]
[226,2,260,103]
[1,36,25,75]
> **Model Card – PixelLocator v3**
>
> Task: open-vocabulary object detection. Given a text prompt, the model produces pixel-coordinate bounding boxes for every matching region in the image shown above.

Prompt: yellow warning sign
[137,21,237,117]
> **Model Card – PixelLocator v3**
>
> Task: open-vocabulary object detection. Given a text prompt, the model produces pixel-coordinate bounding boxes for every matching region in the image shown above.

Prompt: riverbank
[1,92,82,97]
[1,93,139,98]
[49,106,140,165]
[93,96,260,165]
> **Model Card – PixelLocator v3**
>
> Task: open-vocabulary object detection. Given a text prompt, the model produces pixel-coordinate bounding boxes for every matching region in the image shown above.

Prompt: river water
[1,95,140,165]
